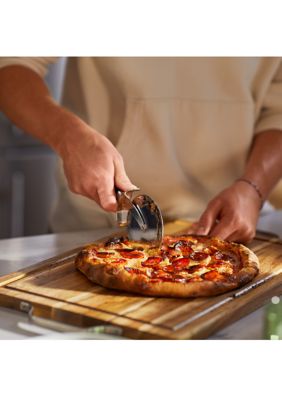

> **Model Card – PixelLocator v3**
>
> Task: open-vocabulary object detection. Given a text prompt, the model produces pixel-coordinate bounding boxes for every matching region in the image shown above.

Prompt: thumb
[194,200,222,235]
[114,158,139,192]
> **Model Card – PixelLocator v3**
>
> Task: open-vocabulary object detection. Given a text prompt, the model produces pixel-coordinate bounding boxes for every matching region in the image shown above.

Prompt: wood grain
[0,222,282,339]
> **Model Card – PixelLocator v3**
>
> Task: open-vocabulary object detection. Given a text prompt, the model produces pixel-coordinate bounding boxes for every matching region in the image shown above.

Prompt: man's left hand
[191,181,262,243]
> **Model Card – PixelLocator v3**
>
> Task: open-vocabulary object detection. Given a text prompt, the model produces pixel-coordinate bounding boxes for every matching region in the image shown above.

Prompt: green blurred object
[264,296,282,339]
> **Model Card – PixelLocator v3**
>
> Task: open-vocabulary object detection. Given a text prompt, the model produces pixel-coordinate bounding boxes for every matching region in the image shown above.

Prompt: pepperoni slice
[209,260,226,268]
[162,265,175,273]
[189,276,203,282]
[181,247,194,256]
[167,249,182,258]
[187,264,204,274]
[214,251,236,263]
[163,236,193,246]
[147,269,190,283]
[202,270,225,281]
[190,252,208,262]
[157,277,174,282]
[169,255,181,261]
[117,248,134,253]
[110,258,127,265]
[118,249,144,259]
[163,237,179,245]
[142,256,163,266]
[167,246,193,258]
[96,251,115,258]
[172,257,190,269]
[124,267,146,275]
[90,257,104,264]
[152,270,169,277]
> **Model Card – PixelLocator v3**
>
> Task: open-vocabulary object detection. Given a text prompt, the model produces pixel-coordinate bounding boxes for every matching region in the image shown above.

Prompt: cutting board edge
[0,286,173,340]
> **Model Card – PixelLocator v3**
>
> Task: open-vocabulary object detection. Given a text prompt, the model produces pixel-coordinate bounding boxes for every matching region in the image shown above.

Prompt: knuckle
[239,227,255,243]
[245,227,255,241]
[230,215,243,227]
[101,199,117,212]
[97,185,112,198]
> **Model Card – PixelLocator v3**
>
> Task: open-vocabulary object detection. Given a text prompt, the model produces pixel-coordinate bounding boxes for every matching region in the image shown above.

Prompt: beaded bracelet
[236,178,264,209]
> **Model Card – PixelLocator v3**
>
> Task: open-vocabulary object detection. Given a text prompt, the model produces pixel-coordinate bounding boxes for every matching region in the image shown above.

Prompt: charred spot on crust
[75,250,87,266]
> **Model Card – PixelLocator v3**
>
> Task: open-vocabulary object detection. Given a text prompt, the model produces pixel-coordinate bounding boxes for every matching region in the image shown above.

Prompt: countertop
[0,211,281,340]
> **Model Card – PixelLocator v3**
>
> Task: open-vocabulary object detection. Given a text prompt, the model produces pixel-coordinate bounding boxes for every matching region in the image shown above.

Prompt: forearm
[0,65,84,155]
[240,130,282,201]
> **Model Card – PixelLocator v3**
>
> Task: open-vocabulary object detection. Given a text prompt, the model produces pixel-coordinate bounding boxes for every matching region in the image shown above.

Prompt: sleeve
[0,57,58,78]
[255,59,282,134]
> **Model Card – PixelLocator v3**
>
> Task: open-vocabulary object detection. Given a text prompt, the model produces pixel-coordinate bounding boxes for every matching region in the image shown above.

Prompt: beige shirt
[1,57,282,231]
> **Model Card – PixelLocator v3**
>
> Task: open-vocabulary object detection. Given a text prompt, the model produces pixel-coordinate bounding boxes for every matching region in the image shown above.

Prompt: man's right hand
[0,65,137,213]
[58,122,138,212]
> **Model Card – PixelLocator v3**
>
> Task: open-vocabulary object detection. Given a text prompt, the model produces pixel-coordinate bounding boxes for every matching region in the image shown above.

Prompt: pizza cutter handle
[115,187,147,230]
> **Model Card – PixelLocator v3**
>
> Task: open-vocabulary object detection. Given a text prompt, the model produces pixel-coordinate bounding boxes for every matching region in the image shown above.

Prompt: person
[0,57,281,243]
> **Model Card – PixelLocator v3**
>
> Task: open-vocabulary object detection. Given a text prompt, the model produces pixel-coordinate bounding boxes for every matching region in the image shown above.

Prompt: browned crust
[236,243,259,285]
[75,237,259,298]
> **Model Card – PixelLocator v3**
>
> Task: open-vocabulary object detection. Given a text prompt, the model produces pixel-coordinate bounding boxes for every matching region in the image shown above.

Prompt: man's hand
[192,129,282,243]
[0,65,137,213]
[57,122,137,212]
[191,181,262,243]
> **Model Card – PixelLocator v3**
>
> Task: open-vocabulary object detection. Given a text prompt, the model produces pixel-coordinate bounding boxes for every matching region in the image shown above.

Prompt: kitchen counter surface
[0,211,281,340]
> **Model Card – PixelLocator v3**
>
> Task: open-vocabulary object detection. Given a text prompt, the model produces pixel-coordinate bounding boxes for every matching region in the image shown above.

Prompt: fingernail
[129,185,140,191]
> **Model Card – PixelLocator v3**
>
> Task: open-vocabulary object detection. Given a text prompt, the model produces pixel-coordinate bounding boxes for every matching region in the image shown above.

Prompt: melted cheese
[192,242,205,251]
[217,265,233,275]
[192,266,211,276]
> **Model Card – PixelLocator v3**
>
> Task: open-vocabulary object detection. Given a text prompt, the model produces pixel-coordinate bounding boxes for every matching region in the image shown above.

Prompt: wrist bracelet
[236,178,264,208]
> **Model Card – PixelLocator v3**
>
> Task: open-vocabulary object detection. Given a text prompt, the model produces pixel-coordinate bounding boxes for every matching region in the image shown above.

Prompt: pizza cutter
[115,188,164,247]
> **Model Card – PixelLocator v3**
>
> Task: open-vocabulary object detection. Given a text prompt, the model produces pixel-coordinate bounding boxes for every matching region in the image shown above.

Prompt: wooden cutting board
[0,220,282,339]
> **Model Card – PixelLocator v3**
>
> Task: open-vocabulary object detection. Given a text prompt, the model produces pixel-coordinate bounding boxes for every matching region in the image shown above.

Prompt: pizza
[75,235,259,297]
